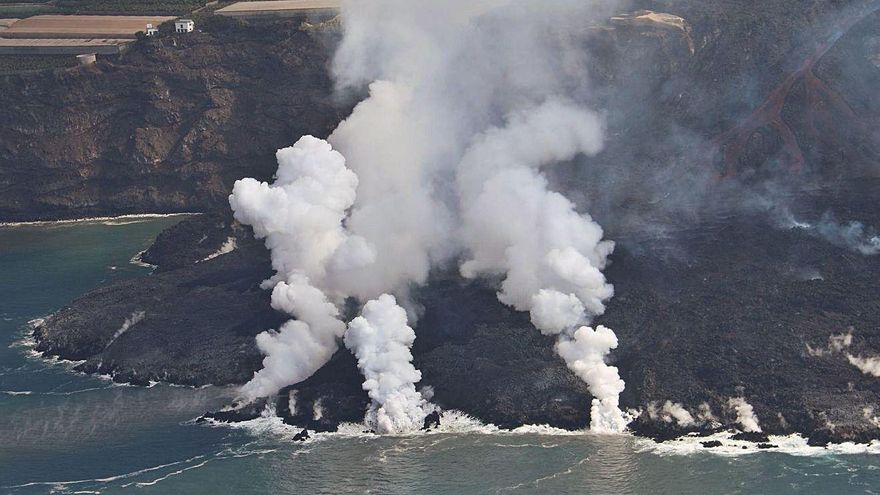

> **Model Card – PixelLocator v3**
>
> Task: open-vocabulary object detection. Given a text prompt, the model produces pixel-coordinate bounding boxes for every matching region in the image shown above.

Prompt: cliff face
[0,20,348,221]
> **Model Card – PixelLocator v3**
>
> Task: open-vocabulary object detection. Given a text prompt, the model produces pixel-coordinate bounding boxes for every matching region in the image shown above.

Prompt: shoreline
[16,318,880,456]
[209,410,880,457]
[0,212,199,228]
[13,322,226,392]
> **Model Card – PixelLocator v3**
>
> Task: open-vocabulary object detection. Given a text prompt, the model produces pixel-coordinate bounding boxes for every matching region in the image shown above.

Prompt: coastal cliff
[0,18,348,222]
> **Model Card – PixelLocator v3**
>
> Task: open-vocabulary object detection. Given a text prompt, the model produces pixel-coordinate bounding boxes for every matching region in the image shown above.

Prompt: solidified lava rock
[276,351,369,431]
[293,429,310,442]
[701,440,723,448]
[807,431,832,447]
[33,181,880,440]
[139,212,238,272]
[628,419,701,442]
[200,398,267,423]
[731,432,771,443]
[423,411,442,431]
[33,219,283,386]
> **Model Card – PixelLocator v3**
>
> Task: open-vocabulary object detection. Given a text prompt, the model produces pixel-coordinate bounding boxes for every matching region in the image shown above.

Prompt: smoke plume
[647,401,696,427]
[230,137,430,430]
[728,397,762,433]
[345,295,434,433]
[555,327,628,431]
[230,137,357,400]
[847,354,880,377]
[231,0,632,433]
[782,211,880,256]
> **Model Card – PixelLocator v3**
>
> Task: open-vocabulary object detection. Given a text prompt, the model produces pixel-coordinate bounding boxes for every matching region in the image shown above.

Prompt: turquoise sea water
[1,218,880,494]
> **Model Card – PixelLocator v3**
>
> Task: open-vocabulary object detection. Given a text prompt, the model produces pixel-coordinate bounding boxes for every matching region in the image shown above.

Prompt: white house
[174,19,194,33]
[145,23,159,36]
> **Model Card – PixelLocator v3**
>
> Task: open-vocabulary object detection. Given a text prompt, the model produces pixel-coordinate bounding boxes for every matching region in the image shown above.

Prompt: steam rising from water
[728,397,762,433]
[345,295,434,433]
[557,327,629,432]
[231,0,631,432]
[231,138,355,400]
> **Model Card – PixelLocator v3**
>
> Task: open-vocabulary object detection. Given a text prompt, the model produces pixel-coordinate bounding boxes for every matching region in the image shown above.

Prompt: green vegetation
[0,55,76,75]
[53,0,207,15]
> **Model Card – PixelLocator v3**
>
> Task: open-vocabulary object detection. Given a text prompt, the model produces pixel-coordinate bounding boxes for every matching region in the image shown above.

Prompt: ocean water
[1,218,880,494]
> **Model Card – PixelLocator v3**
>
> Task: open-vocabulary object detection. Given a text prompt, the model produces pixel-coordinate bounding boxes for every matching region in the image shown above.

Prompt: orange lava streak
[711,1,879,178]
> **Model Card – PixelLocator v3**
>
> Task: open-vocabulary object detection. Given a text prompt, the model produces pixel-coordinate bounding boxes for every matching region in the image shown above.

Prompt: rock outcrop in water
[12,1,880,443]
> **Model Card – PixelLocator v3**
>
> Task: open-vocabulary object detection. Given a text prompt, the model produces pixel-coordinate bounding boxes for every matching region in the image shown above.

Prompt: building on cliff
[175,19,194,33]
[76,53,96,66]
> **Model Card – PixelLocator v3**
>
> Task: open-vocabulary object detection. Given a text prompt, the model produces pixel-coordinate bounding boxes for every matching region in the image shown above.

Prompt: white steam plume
[556,327,628,432]
[847,354,880,377]
[345,295,433,433]
[728,397,762,433]
[231,0,632,433]
[230,136,368,294]
[326,81,455,300]
[660,401,695,427]
[240,275,347,400]
[231,137,358,401]
[456,100,612,330]
[231,138,431,431]
[455,102,626,432]
[783,211,880,256]
[105,310,145,349]
[814,217,880,256]
[647,401,695,427]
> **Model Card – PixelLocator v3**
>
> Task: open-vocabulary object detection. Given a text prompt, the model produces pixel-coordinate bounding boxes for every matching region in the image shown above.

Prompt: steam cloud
[231,137,356,400]
[230,0,631,433]
[847,354,880,377]
[647,400,696,427]
[783,211,880,256]
[105,311,145,349]
[345,295,434,433]
[728,397,762,433]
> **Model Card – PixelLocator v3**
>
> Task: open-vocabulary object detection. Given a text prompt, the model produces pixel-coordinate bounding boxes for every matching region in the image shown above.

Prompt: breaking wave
[209,410,880,457]
[636,431,880,457]
[0,213,196,228]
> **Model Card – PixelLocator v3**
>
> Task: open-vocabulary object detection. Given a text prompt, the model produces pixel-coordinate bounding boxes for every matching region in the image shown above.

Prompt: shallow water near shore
[2,218,880,494]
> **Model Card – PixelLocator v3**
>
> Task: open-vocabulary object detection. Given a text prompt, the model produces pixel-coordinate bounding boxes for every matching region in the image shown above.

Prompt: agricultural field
[0,0,208,15]
[55,0,207,15]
